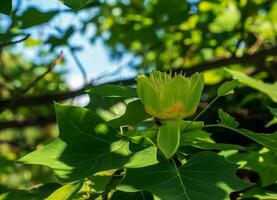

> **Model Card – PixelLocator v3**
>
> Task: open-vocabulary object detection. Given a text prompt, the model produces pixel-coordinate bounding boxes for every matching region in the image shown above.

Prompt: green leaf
[88,171,114,193]
[109,100,149,128]
[0,183,61,200]
[46,181,83,200]
[265,118,277,128]
[234,129,277,152]
[227,149,277,186]
[209,2,240,33]
[0,190,35,200]
[125,129,157,144]
[16,8,57,29]
[180,120,204,133]
[269,107,277,117]
[118,152,249,200]
[266,107,277,128]
[88,84,137,99]
[216,110,277,152]
[180,130,247,151]
[157,120,180,159]
[214,124,277,153]
[226,68,277,102]
[111,191,154,200]
[59,0,98,10]
[0,0,12,16]
[218,109,239,128]
[217,80,239,97]
[241,187,277,200]
[19,104,158,181]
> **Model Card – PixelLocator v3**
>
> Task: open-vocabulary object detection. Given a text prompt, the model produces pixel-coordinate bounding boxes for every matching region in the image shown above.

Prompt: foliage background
[0,0,276,199]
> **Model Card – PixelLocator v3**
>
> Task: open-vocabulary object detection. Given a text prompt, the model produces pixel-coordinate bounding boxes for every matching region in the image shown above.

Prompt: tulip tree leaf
[16,8,57,29]
[266,107,277,128]
[218,109,239,128]
[269,107,277,117]
[180,130,247,151]
[111,191,154,200]
[109,100,149,128]
[59,0,98,10]
[46,181,83,200]
[240,187,277,199]
[118,152,249,200]
[0,0,12,16]
[19,104,158,181]
[0,183,61,200]
[88,84,137,98]
[180,121,204,133]
[227,150,277,187]
[231,129,277,153]
[226,68,277,102]
[157,120,180,159]
[217,80,239,97]
[216,112,277,152]
[0,190,35,200]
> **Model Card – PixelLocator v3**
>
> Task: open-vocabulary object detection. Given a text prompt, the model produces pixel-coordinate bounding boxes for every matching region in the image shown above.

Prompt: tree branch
[0,115,56,130]
[68,46,88,84]
[0,34,30,49]
[0,52,63,114]
[0,46,276,111]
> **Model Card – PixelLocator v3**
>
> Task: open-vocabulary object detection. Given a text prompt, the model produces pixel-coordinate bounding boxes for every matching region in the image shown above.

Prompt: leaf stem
[183,96,219,131]
[194,96,219,121]
[204,123,241,134]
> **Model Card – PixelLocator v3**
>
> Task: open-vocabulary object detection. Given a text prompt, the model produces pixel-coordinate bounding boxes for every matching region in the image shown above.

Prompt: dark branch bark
[0,46,276,111]
[0,115,56,130]
[174,46,277,74]
[0,34,30,49]
[0,52,63,114]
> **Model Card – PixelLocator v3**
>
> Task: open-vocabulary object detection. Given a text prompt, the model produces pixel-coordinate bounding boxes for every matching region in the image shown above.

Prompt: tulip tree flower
[136,71,205,159]
[136,71,204,120]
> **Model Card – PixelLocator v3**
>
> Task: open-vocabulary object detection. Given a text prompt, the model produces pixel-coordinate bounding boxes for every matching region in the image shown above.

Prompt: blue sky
[16,0,136,91]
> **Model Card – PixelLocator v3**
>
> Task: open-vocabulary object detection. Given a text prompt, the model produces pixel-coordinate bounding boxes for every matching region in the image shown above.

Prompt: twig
[68,46,88,84]
[19,52,63,96]
[0,34,30,49]
[0,52,63,114]
[102,169,123,200]
[0,46,277,111]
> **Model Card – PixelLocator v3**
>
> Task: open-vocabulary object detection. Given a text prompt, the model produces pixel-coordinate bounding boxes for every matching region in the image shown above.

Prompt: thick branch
[0,115,56,130]
[0,52,63,114]
[174,46,277,74]
[0,46,276,111]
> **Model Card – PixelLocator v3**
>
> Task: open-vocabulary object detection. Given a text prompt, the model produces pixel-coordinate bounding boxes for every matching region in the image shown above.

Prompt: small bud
[136,71,204,119]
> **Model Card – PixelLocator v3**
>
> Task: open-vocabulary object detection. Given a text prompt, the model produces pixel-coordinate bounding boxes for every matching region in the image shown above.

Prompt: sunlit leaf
[226,68,277,102]
[157,120,180,159]
[118,152,249,200]
[88,84,137,98]
[46,181,83,200]
[19,104,158,181]
[241,187,277,200]
[227,149,277,186]
[180,130,247,151]
[218,109,239,128]
[109,100,149,128]
[217,80,239,97]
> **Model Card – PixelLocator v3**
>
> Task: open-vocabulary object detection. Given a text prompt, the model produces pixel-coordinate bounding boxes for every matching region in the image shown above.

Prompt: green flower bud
[136,71,204,119]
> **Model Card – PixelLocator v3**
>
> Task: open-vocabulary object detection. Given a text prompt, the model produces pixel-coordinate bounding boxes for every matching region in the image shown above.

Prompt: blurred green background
[0,0,276,198]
